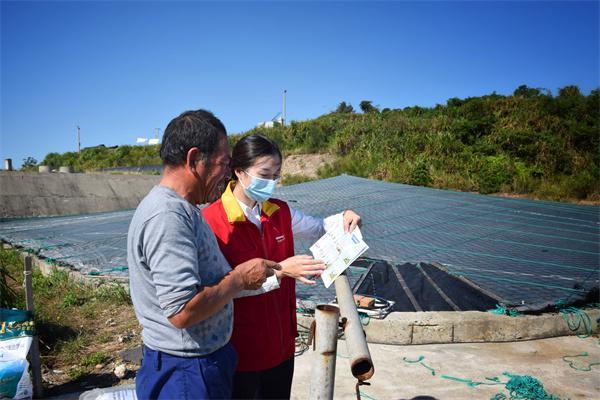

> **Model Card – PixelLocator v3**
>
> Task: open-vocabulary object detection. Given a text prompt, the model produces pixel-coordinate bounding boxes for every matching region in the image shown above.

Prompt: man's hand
[343,209,362,233]
[234,258,281,290]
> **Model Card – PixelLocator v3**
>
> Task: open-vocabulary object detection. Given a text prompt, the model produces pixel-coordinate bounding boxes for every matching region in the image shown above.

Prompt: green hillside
[38,85,599,202]
[234,85,599,202]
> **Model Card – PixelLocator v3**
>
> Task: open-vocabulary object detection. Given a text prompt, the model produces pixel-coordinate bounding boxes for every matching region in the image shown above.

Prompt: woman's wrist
[276,260,290,279]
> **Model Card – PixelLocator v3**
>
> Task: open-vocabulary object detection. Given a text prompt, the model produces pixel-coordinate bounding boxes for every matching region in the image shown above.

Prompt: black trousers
[232,356,295,399]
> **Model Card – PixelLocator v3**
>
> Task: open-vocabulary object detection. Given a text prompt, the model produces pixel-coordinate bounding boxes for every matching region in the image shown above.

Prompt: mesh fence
[1,174,598,307]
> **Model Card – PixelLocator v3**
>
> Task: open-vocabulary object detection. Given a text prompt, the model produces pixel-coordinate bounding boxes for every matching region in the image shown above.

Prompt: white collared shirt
[236,198,263,230]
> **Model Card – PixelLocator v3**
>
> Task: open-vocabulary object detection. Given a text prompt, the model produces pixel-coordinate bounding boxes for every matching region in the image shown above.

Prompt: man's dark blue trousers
[136,342,237,399]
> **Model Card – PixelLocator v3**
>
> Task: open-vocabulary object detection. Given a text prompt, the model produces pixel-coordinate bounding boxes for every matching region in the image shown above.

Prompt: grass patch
[96,282,132,305]
[67,366,87,381]
[281,174,315,186]
[58,334,90,365]
[81,351,109,367]
[0,246,23,308]
[0,246,140,391]
[61,289,86,308]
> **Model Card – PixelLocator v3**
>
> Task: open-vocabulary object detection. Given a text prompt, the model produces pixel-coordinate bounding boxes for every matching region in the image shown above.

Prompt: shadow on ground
[37,321,78,349]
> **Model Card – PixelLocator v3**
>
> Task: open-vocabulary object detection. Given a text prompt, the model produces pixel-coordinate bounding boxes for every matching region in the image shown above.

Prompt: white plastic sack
[0,309,34,399]
[79,384,137,400]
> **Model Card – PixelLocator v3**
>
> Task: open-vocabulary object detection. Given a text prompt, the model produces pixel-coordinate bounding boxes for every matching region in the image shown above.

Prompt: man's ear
[186,147,201,172]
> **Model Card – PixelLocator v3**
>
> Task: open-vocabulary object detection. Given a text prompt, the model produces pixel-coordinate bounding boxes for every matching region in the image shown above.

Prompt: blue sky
[1,1,598,168]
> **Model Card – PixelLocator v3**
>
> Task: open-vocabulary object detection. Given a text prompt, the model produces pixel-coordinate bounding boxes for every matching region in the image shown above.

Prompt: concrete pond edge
[298,308,599,345]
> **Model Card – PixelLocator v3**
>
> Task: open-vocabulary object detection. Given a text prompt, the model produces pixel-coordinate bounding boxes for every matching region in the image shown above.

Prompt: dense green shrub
[408,156,432,187]
[476,155,514,194]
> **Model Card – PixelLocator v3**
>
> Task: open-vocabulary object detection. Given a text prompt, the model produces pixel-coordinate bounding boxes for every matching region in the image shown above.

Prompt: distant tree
[359,100,379,113]
[555,85,585,118]
[513,85,541,98]
[485,91,506,100]
[586,88,599,116]
[21,157,38,171]
[447,97,464,107]
[42,152,63,169]
[335,101,354,113]
[558,85,582,99]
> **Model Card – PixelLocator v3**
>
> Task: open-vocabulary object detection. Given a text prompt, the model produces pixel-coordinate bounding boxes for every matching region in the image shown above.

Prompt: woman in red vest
[202,134,361,399]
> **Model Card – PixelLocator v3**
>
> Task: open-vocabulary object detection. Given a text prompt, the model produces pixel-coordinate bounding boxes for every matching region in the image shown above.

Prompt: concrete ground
[291,336,600,400]
[53,335,599,399]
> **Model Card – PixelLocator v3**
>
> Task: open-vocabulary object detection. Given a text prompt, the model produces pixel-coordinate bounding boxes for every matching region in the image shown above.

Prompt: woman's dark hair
[230,134,282,171]
[159,109,227,166]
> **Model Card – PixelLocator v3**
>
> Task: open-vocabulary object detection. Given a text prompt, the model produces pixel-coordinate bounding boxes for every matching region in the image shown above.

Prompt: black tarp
[353,260,499,312]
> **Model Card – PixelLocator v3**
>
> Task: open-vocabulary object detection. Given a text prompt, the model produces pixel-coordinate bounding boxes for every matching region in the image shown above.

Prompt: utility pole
[282,90,287,126]
[77,125,81,155]
[155,128,160,139]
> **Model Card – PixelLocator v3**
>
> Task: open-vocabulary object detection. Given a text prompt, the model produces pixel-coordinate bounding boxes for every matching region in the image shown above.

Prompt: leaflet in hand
[310,215,369,288]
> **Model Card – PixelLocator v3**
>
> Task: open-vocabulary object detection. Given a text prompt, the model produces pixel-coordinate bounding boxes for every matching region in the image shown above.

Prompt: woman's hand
[279,255,326,285]
[343,209,362,233]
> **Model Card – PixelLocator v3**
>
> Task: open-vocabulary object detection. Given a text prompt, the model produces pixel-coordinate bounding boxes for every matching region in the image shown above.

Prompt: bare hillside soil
[282,153,334,178]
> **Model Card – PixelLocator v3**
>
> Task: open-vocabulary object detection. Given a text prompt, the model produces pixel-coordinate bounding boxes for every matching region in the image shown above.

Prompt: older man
[127,109,279,399]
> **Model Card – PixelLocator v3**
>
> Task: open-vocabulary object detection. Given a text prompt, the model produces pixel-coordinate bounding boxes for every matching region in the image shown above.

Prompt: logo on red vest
[275,235,285,243]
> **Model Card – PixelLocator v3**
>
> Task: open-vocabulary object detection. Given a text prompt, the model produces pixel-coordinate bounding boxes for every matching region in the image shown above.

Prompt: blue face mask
[240,171,279,203]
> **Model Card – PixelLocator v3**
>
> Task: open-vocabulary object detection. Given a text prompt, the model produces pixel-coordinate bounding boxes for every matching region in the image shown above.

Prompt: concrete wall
[0,171,160,218]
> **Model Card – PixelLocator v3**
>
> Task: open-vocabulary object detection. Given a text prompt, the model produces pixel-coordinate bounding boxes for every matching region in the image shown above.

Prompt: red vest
[202,182,297,372]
